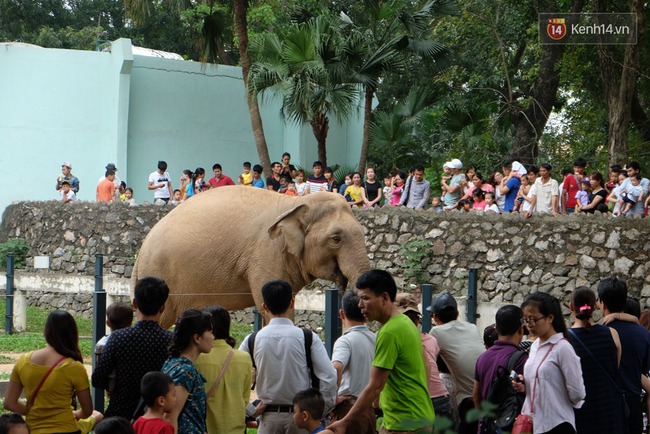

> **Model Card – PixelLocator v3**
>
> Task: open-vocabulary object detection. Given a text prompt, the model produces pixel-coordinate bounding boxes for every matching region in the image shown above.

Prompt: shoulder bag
[206,349,235,398]
[26,355,67,413]
[511,343,555,434]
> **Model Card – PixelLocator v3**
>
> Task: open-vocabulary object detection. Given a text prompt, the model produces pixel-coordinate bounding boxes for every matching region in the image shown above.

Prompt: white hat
[448,159,463,170]
[511,161,528,175]
[443,162,450,169]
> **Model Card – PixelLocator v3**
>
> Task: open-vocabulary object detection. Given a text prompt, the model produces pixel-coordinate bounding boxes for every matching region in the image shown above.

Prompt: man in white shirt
[240,280,337,434]
[330,291,376,434]
[527,163,559,217]
[147,160,172,204]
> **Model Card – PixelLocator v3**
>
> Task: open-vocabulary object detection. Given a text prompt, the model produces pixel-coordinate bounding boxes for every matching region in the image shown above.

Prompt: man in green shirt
[329,269,434,434]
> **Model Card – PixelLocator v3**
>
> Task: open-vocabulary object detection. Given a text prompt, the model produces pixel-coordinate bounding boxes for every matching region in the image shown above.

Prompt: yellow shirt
[195,340,252,434]
[344,184,364,208]
[11,352,90,434]
[241,172,252,186]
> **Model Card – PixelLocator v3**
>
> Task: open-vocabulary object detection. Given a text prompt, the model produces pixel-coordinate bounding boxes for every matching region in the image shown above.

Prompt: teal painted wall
[0,39,363,214]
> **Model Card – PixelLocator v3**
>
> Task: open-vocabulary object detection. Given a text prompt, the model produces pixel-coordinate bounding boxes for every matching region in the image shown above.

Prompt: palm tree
[249,16,359,167]
[369,86,441,172]
[339,0,458,172]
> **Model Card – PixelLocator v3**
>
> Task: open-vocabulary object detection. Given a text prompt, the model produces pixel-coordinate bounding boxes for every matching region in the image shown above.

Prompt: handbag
[26,355,67,413]
[568,328,629,418]
[512,343,555,434]
[206,349,234,398]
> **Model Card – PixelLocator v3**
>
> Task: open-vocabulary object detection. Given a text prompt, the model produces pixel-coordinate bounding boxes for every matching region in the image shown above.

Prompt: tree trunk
[310,112,329,167]
[233,0,271,177]
[358,86,374,172]
[595,0,643,167]
[509,0,584,165]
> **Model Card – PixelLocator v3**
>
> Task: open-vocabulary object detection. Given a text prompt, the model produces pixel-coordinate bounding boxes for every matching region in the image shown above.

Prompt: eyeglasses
[520,316,545,325]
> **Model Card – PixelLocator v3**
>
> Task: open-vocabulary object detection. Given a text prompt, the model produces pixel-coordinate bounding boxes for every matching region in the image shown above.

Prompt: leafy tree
[249,16,359,167]
[337,0,457,172]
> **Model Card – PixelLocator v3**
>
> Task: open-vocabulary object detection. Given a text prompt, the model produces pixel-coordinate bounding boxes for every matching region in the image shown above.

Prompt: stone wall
[1,201,649,315]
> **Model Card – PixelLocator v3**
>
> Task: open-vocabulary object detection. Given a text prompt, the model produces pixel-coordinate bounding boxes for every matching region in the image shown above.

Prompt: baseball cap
[426,292,458,314]
[106,163,117,171]
[394,293,421,316]
[443,162,450,169]
[62,161,72,169]
[448,159,463,170]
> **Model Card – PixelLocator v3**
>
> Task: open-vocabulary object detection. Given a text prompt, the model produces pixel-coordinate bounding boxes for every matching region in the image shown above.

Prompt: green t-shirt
[373,314,435,431]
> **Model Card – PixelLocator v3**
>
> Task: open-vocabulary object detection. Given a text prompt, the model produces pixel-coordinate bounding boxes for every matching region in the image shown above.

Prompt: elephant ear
[268,204,309,258]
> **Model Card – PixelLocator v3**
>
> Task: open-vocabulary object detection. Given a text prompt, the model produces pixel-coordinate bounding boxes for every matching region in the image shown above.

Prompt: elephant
[132,186,371,328]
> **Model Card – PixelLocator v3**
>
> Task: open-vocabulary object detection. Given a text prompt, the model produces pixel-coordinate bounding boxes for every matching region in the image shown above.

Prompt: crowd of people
[2,271,649,434]
[55,154,650,217]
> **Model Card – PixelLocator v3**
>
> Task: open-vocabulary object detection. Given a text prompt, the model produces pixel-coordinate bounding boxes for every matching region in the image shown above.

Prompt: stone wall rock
[1,201,649,318]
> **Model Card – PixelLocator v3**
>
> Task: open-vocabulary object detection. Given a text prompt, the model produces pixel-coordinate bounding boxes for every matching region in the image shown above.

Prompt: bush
[0,238,30,270]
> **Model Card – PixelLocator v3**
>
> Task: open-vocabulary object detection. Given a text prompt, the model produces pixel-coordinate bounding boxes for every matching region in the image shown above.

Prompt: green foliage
[399,240,432,282]
[0,239,29,271]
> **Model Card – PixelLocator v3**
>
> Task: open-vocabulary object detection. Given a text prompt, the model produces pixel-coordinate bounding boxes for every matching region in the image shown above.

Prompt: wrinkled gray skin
[132,186,371,328]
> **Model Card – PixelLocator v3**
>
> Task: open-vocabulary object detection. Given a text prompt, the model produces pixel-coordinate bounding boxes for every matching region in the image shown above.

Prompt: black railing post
[93,253,106,411]
[325,287,342,358]
[421,283,433,333]
[5,253,14,335]
[467,268,479,324]
[253,307,263,332]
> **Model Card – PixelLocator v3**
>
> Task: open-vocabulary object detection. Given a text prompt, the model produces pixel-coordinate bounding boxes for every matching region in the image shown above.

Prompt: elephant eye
[331,235,342,243]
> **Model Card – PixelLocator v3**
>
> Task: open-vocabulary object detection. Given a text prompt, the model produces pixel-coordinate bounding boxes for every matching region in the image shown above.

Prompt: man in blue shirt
[598,276,650,434]
[500,161,521,213]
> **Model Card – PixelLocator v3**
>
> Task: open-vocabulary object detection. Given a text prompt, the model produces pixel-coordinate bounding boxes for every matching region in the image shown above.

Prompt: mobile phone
[510,370,522,382]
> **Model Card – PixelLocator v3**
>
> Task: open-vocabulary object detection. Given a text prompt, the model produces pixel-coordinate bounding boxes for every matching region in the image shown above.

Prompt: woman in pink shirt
[390,172,406,206]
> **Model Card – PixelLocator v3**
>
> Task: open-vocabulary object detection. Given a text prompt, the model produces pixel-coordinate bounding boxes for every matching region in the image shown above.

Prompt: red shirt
[208,175,235,188]
[133,416,174,434]
[564,175,579,208]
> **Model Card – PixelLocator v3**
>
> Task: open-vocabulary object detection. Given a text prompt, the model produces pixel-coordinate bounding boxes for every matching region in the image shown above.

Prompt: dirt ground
[0,353,93,376]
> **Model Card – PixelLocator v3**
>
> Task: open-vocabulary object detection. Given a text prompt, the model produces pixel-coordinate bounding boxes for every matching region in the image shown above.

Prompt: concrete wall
[2,201,649,334]
[0,40,363,212]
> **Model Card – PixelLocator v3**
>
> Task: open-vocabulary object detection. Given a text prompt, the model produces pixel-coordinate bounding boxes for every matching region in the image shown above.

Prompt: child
[618,173,644,216]
[295,170,309,196]
[278,175,289,194]
[484,191,500,213]
[170,189,183,206]
[132,372,176,434]
[338,173,352,195]
[431,196,443,212]
[293,389,326,434]
[285,182,298,196]
[575,178,590,207]
[471,189,487,211]
[123,188,136,206]
[0,413,28,434]
[251,164,265,188]
[94,417,136,434]
[60,180,77,203]
[95,302,134,394]
[383,176,393,206]
[239,162,253,187]
[456,199,471,212]
[119,181,127,201]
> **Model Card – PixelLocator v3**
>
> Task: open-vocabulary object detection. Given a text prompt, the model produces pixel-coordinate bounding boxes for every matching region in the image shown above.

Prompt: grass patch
[0,300,94,362]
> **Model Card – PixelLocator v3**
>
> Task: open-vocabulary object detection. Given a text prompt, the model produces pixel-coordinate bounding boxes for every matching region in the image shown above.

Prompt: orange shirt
[96,179,116,202]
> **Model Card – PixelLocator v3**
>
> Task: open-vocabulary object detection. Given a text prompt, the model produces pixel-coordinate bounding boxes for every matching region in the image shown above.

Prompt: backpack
[247,328,319,390]
[481,350,526,434]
